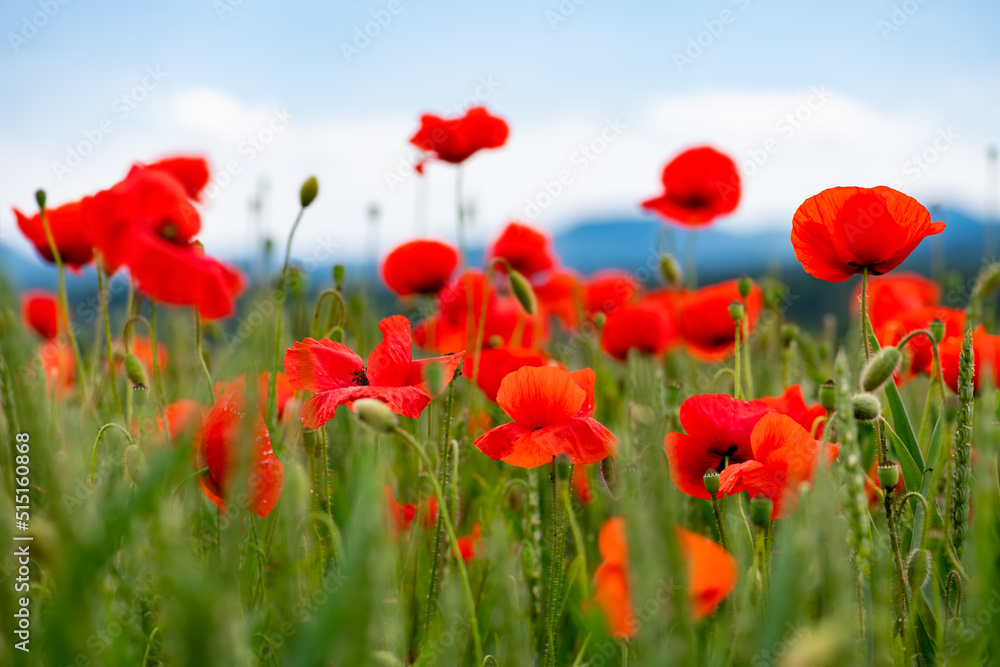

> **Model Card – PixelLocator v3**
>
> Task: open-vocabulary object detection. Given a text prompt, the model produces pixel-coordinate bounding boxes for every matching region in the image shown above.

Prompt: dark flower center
[351,368,370,386]
[715,444,739,472]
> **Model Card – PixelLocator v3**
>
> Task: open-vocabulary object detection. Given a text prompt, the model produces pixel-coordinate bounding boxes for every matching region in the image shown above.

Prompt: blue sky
[2,0,998,262]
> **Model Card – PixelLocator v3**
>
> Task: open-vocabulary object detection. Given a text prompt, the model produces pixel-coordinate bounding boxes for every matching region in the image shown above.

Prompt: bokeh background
[2,0,998,319]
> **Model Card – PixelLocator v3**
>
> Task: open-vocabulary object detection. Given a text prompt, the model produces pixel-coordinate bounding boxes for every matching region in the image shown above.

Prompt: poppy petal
[496,365,586,429]
[284,338,365,393]
[367,315,415,387]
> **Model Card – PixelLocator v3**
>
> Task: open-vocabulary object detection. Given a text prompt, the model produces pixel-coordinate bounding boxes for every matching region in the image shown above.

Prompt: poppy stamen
[351,368,370,386]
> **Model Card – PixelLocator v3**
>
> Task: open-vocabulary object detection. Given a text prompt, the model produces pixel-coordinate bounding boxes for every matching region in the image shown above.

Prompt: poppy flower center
[715,445,739,472]
[673,191,712,210]
[159,222,179,240]
[351,368,370,386]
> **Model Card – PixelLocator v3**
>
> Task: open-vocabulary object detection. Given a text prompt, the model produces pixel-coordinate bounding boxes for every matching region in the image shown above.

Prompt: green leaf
[868,323,924,470]
[884,423,921,495]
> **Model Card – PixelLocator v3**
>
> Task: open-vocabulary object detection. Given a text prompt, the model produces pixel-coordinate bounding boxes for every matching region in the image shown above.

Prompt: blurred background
[2,0,998,319]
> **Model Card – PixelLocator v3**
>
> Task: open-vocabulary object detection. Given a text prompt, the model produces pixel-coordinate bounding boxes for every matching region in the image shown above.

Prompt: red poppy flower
[676,281,763,362]
[381,239,459,297]
[455,523,482,561]
[21,291,61,340]
[196,382,284,518]
[463,345,553,402]
[757,385,826,438]
[601,302,677,362]
[791,186,945,282]
[83,166,245,319]
[676,527,738,619]
[572,465,593,505]
[474,366,618,468]
[854,273,940,330]
[719,413,840,519]
[535,270,638,330]
[876,307,965,382]
[284,315,463,428]
[385,485,418,536]
[410,106,509,165]
[641,147,741,228]
[15,200,94,269]
[38,339,74,395]
[140,156,210,201]
[487,222,556,278]
[257,372,297,422]
[664,393,773,499]
[157,398,206,441]
[939,326,997,394]
[534,269,583,329]
[414,270,543,353]
[591,517,636,638]
[586,270,638,316]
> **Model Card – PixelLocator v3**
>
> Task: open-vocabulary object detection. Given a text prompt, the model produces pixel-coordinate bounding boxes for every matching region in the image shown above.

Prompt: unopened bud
[819,380,836,412]
[302,427,320,454]
[906,548,932,592]
[728,300,745,322]
[929,318,945,343]
[123,444,147,485]
[861,347,901,392]
[737,276,753,299]
[750,495,773,527]
[354,398,398,433]
[878,461,900,490]
[124,353,148,387]
[703,469,720,496]
[599,455,619,499]
[780,323,799,346]
[487,335,503,348]
[659,254,682,286]
[299,176,319,208]
[35,189,47,210]
[508,269,537,315]
[333,264,346,291]
[852,393,882,422]
[593,312,607,329]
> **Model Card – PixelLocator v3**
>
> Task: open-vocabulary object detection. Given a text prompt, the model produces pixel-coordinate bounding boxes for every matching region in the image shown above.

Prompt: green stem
[141,627,159,667]
[89,422,135,485]
[393,426,483,660]
[883,487,908,638]
[741,308,754,399]
[423,380,455,644]
[733,320,742,400]
[148,301,171,448]
[268,206,306,433]
[711,493,729,551]
[195,311,215,405]
[96,257,124,422]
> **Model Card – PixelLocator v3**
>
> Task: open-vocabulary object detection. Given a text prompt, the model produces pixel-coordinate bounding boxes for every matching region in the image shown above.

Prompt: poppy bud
[852,393,882,422]
[929,318,945,343]
[750,496,772,527]
[659,254,683,286]
[508,269,537,315]
[780,323,799,346]
[354,398,398,434]
[329,327,344,343]
[599,455,620,499]
[737,276,753,299]
[593,312,607,329]
[728,300,745,322]
[133,384,149,408]
[123,444,147,485]
[423,360,445,396]
[861,347,901,392]
[819,380,836,412]
[35,189,47,210]
[878,461,900,490]
[333,264,346,291]
[487,335,503,348]
[664,379,682,406]
[124,353,148,387]
[703,469,720,496]
[300,176,319,208]
[905,548,931,592]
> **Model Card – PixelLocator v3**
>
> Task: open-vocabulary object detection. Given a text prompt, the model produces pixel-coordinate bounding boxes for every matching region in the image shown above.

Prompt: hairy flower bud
[333,264,346,291]
[299,176,319,208]
[928,318,945,343]
[659,254,683,286]
[819,380,836,412]
[124,353,148,387]
[861,347,902,392]
[750,496,773,527]
[780,323,799,346]
[737,276,753,299]
[508,269,537,315]
[354,398,398,433]
[852,393,882,422]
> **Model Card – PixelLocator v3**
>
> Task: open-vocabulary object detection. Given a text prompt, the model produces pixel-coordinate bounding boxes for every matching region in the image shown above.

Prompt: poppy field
[2,105,1000,667]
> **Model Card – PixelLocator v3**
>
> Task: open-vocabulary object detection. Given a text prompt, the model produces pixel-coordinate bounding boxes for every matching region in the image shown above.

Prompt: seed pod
[728,300,745,322]
[737,276,753,299]
[124,353,148,387]
[877,461,900,490]
[332,264,346,291]
[487,335,503,348]
[929,318,945,343]
[905,548,932,593]
[780,323,799,346]
[35,189,47,209]
[703,469,720,496]
[354,398,398,434]
[659,254,683,286]
[299,175,319,208]
[852,393,882,422]
[750,496,773,527]
[819,380,836,412]
[123,444,147,485]
[861,346,901,392]
[950,329,975,557]
[508,269,537,315]
[132,384,149,408]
